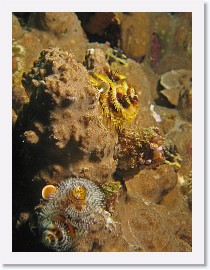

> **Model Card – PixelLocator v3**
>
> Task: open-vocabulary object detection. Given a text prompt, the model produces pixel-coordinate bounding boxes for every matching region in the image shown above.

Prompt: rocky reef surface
[13,12,192,252]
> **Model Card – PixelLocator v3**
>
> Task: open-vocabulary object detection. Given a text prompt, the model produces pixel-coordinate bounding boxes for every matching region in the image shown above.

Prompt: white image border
[0,0,204,265]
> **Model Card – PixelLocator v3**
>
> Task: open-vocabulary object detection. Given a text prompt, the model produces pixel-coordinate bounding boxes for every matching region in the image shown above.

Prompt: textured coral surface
[13,12,192,252]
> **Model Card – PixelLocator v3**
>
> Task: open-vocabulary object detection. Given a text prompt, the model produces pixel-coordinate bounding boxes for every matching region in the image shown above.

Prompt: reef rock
[126,164,177,204]
[116,195,191,252]
[117,12,152,61]
[12,13,88,113]
[160,70,192,108]
[14,47,118,187]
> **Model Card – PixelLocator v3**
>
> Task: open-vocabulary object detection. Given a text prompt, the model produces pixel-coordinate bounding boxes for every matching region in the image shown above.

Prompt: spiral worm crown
[48,178,105,218]
[37,178,109,251]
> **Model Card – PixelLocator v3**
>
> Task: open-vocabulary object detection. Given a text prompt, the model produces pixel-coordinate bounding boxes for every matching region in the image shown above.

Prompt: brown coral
[15,47,118,186]
[160,69,192,108]
[117,12,152,61]
[12,13,88,113]
[126,164,177,204]
[84,12,120,36]
[116,196,191,252]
